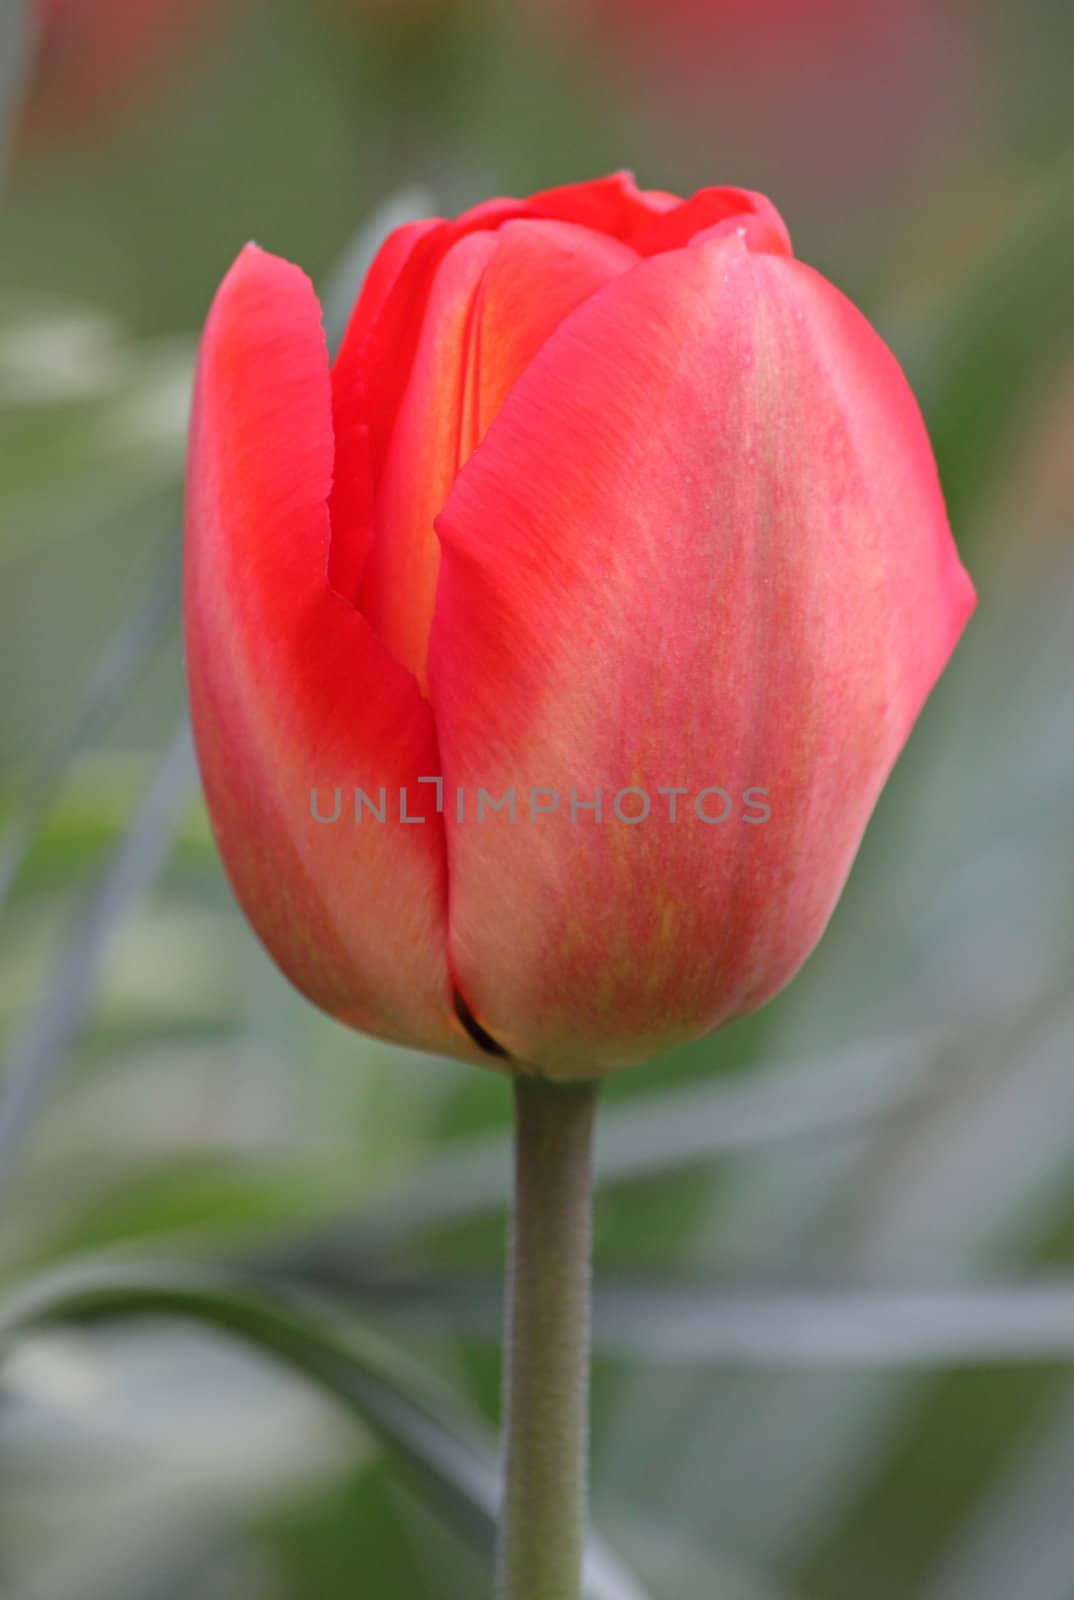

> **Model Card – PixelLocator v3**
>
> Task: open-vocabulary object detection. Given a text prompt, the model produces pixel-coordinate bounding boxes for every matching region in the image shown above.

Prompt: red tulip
[184,174,974,1076]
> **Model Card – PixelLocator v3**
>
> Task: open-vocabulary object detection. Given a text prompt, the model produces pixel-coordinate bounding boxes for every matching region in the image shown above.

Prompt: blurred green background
[2,1,1074,1596]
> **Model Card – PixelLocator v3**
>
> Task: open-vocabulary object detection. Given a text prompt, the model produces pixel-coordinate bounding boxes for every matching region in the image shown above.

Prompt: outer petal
[429,235,975,1075]
[184,245,471,1059]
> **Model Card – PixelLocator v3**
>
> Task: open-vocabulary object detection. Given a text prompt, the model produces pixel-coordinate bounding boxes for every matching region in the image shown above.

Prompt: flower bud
[184,175,975,1076]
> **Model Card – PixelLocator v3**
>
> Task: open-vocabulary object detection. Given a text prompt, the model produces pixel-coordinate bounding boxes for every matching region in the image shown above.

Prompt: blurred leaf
[595,992,1074,1575]
[295,1271,1074,1367]
[0,1259,651,1600]
[7,1159,352,1279]
[293,1026,954,1264]
[0,723,197,1191]
[0,297,140,407]
[605,1509,800,1600]
[260,1459,447,1600]
[921,1380,1074,1600]
[0,300,191,580]
[18,1524,276,1600]
[616,1279,1074,1370]
[885,153,1074,522]
[583,1281,1074,1366]
[0,538,180,913]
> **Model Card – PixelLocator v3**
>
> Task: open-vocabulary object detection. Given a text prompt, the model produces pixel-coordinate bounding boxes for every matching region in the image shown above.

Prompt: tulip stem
[496,1073,602,1600]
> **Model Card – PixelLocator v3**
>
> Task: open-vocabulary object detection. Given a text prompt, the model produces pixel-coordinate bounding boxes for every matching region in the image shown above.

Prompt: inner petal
[629,187,792,258]
[358,218,638,691]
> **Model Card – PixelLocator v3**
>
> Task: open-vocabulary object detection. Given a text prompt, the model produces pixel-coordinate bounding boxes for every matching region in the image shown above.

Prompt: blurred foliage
[2,1,1074,1597]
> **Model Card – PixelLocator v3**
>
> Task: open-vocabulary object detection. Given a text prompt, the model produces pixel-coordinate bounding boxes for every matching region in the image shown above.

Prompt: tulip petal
[185,245,468,1058]
[334,172,678,508]
[525,171,680,236]
[629,186,792,257]
[430,234,975,1074]
[328,217,443,606]
[357,230,498,688]
[359,219,638,689]
[459,218,639,441]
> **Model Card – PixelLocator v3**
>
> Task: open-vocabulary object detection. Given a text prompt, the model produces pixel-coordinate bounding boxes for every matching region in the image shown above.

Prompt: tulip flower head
[184,175,975,1078]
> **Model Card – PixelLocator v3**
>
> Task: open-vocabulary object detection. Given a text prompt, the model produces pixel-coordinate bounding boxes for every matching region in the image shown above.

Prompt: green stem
[496,1073,601,1600]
